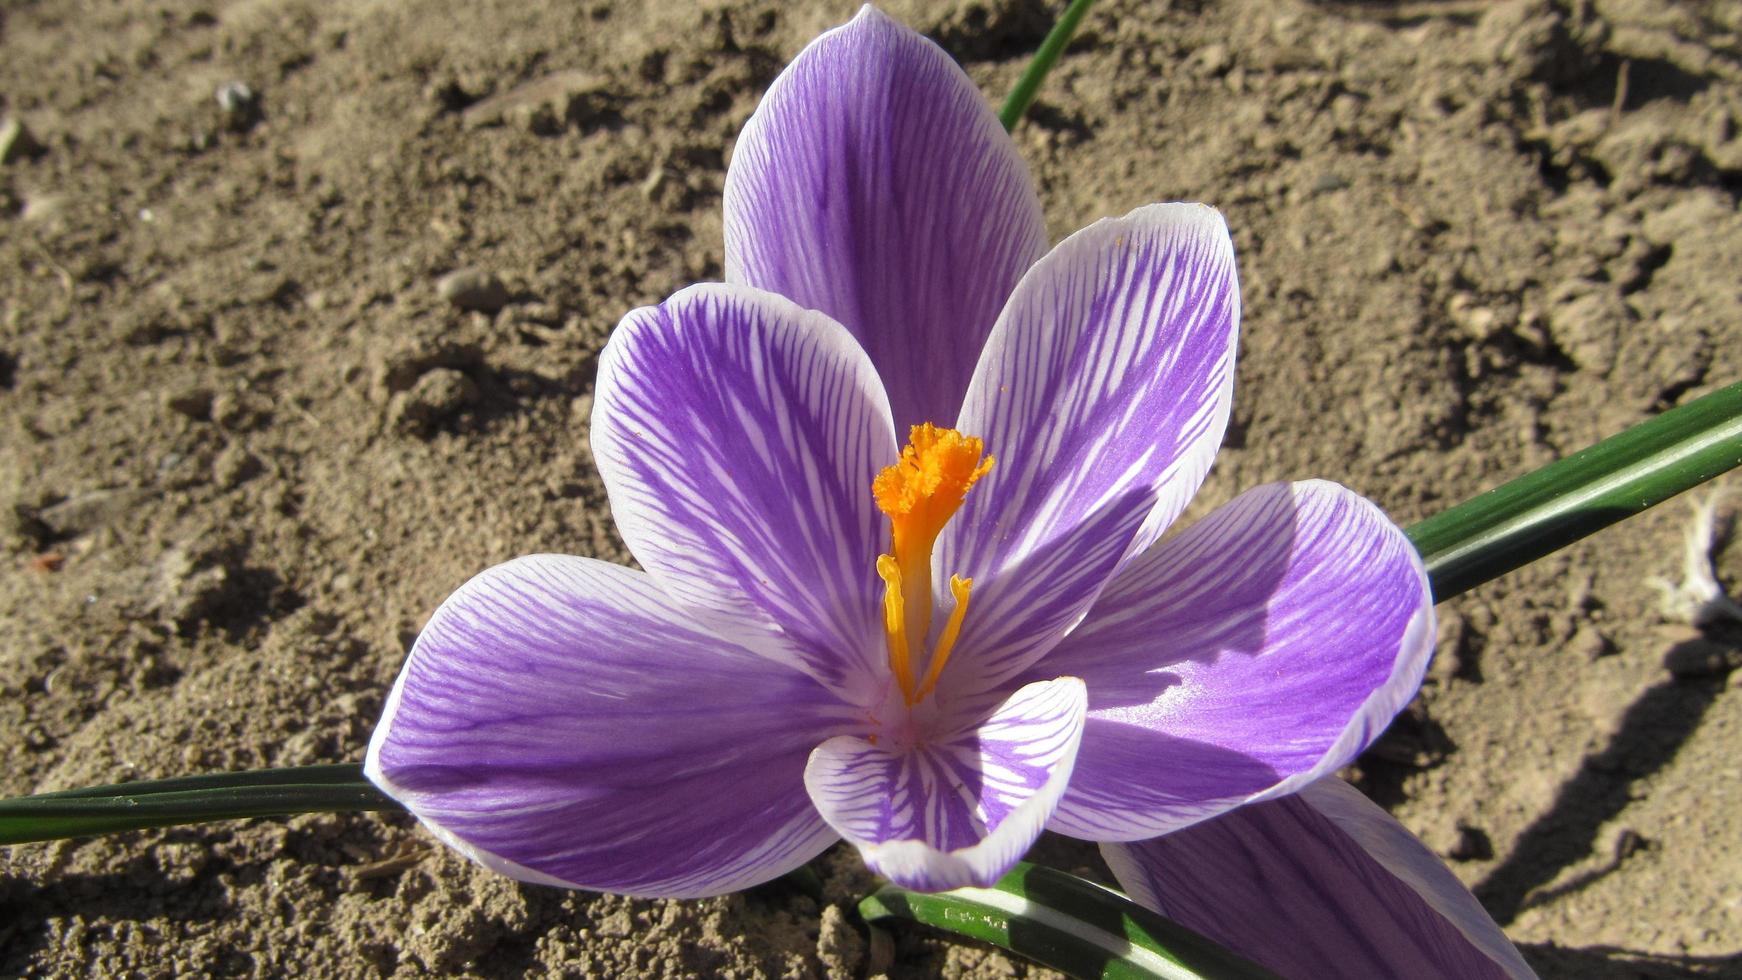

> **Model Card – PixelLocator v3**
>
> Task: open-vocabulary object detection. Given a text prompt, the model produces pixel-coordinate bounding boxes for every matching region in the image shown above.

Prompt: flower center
[872,424,993,705]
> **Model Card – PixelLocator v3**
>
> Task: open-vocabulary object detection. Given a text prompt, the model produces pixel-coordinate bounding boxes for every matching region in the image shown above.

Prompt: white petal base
[805,677,1087,891]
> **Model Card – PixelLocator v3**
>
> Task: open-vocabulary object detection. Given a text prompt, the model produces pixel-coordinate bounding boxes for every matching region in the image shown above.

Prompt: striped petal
[804,676,1087,891]
[365,555,846,898]
[1102,779,1535,979]
[592,283,898,700]
[724,5,1048,434]
[1039,481,1434,841]
[938,204,1239,696]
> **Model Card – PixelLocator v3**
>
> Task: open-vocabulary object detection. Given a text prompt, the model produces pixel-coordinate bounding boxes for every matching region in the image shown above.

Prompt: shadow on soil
[1476,653,1727,926]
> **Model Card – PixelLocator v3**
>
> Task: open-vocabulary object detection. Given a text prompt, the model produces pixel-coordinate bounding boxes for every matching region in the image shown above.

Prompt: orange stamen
[873,424,992,705]
[913,575,973,702]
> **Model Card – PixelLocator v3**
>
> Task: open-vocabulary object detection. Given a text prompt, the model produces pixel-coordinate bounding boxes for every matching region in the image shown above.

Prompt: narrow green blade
[860,862,1277,980]
[999,0,1095,131]
[1408,381,1742,601]
[0,764,397,845]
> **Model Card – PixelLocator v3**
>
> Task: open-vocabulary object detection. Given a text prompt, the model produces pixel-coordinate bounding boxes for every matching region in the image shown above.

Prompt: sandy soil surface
[3,0,1741,975]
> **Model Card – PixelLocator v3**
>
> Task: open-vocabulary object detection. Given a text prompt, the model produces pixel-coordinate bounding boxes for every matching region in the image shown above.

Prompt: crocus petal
[724,5,1048,434]
[939,203,1239,695]
[804,677,1086,891]
[1101,779,1536,979]
[366,555,846,898]
[1038,480,1433,841]
[592,283,897,699]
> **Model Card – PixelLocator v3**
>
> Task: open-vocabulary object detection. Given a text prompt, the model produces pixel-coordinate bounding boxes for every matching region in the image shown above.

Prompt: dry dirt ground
[3,0,1741,976]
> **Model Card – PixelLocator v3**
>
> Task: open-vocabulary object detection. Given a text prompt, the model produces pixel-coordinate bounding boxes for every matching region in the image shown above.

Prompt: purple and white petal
[366,555,847,898]
[1038,480,1433,841]
[1102,779,1535,979]
[804,677,1086,891]
[938,204,1239,695]
[724,5,1048,434]
[592,283,897,699]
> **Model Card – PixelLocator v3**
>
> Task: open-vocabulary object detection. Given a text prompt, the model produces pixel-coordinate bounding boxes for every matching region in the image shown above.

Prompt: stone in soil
[32,487,154,539]
[436,268,511,314]
[0,117,46,164]
[389,368,480,435]
[163,386,216,421]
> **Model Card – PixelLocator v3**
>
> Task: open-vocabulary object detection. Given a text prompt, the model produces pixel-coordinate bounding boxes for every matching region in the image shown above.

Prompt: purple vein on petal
[367,555,845,898]
[592,283,898,700]
[724,5,1049,434]
[1102,779,1535,979]
[1042,481,1434,841]
[940,203,1240,695]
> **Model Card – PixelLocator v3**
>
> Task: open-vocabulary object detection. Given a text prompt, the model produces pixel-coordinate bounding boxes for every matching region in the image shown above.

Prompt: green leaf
[999,0,1096,132]
[0,764,397,845]
[860,861,1277,980]
[1408,381,1742,601]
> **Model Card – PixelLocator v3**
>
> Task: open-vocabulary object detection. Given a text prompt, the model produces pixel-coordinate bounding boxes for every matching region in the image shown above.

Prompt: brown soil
[3,0,1741,976]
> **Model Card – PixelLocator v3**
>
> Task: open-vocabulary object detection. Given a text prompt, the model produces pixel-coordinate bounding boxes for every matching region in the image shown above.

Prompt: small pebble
[20,192,66,223]
[1612,827,1647,860]
[1193,43,1233,76]
[210,390,267,431]
[1428,607,1476,684]
[1448,292,1507,342]
[390,368,478,435]
[1566,571,1596,611]
[816,904,865,980]
[0,117,45,164]
[153,546,234,629]
[594,909,633,938]
[436,268,510,313]
[164,386,215,421]
[639,164,670,200]
[373,339,484,396]
[510,101,563,136]
[1448,824,1494,862]
[215,81,253,112]
[23,725,55,751]
[212,445,263,489]
[35,487,153,538]
[215,80,261,131]
[1569,624,1612,661]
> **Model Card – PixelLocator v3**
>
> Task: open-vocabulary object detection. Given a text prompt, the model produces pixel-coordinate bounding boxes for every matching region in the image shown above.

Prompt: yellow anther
[877,554,916,704]
[913,575,973,703]
[873,425,992,706]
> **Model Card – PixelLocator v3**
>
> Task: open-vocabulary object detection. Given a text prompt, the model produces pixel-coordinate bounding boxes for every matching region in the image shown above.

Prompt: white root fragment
[1649,491,1742,627]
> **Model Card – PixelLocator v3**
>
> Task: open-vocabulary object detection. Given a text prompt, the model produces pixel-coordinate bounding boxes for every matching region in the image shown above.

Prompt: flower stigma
[873,424,994,705]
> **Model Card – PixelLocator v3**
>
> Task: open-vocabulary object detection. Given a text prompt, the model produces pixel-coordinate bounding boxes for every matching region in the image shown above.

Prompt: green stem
[1408,381,1742,602]
[860,861,1277,979]
[999,0,1096,131]
[0,764,394,845]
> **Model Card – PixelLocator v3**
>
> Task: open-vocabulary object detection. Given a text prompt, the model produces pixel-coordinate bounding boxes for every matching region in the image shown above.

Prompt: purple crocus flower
[368,8,1532,976]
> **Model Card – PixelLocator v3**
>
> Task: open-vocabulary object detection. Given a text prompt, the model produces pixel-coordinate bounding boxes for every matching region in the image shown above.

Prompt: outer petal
[1042,480,1433,840]
[1102,779,1535,980]
[592,283,897,699]
[724,5,1048,434]
[366,555,846,898]
[804,677,1086,891]
[940,203,1239,694]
